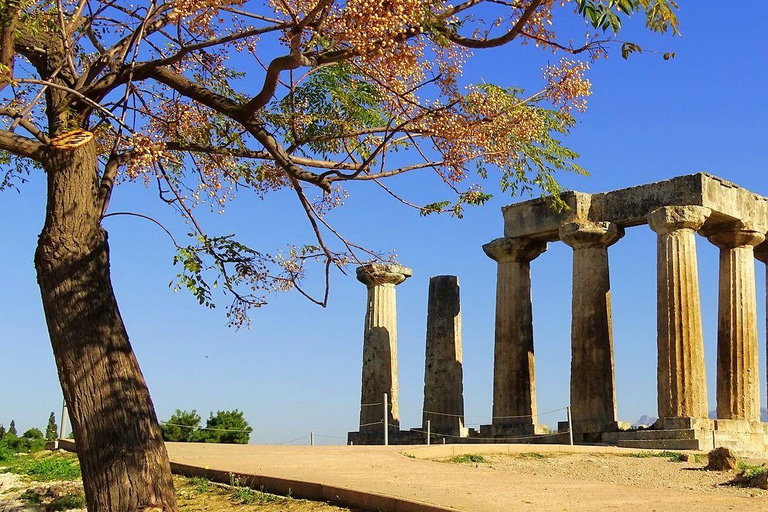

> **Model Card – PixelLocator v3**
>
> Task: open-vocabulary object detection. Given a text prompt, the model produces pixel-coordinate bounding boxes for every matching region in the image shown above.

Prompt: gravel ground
[470,452,767,498]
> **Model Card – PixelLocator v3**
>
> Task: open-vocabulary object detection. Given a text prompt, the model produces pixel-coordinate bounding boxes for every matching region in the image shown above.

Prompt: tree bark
[35,141,178,512]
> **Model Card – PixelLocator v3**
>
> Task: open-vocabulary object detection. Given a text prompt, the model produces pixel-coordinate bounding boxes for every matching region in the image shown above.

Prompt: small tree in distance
[8,421,16,437]
[200,410,253,444]
[45,412,58,442]
[161,410,202,442]
[161,409,252,444]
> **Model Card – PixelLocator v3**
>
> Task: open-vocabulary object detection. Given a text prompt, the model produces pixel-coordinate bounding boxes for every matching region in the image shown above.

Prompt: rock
[679,453,694,463]
[751,471,768,490]
[706,447,738,470]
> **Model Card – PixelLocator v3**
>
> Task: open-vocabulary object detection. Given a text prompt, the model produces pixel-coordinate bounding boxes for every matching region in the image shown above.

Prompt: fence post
[427,419,431,446]
[566,406,574,446]
[57,400,68,449]
[310,432,315,446]
[384,393,389,446]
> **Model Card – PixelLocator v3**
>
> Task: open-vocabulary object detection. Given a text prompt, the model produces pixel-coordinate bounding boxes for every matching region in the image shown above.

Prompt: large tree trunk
[35,142,178,512]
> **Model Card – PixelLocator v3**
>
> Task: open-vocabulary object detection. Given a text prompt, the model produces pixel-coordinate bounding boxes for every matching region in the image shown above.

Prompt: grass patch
[621,451,685,462]
[402,452,415,459]
[517,452,548,459]
[189,476,213,494]
[0,451,81,481]
[49,493,87,511]
[448,454,486,464]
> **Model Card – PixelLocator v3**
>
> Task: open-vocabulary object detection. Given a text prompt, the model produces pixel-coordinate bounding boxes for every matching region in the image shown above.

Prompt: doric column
[357,263,412,433]
[422,275,465,436]
[648,206,710,420]
[560,221,624,432]
[483,237,547,434]
[755,242,768,414]
[707,227,765,422]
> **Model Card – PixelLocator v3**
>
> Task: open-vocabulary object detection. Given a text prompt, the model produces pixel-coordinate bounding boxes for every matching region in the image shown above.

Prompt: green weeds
[448,454,486,464]
[0,451,81,481]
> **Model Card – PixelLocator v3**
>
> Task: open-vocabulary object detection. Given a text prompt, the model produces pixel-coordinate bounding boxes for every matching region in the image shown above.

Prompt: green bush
[0,432,45,454]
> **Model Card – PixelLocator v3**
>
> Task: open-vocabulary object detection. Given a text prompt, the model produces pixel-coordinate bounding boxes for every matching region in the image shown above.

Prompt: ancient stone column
[357,263,412,433]
[559,221,623,433]
[483,237,547,434]
[648,206,710,421]
[755,242,768,415]
[422,275,465,436]
[706,227,765,422]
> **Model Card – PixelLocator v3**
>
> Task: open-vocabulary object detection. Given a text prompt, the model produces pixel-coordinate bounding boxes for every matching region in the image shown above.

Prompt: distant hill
[634,408,768,427]
[632,415,658,427]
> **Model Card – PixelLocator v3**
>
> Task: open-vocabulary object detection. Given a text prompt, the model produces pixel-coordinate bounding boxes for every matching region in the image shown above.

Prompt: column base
[559,420,630,436]
[653,416,710,430]
[483,421,549,438]
[347,426,403,445]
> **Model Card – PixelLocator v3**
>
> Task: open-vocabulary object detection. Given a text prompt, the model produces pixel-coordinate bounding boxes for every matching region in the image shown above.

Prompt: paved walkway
[166,443,767,511]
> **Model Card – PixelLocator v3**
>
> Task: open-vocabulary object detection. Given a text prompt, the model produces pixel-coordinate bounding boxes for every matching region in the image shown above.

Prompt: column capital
[648,206,711,235]
[559,221,624,249]
[754,242,768,263]
[483,237,547,263]
[356,263,412,287]
[706,226,765,249]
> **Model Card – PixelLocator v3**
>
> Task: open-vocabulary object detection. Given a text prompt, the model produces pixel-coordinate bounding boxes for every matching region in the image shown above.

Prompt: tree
[197,410,253,444]
[0,424,5,440]
[161,409,201,442]
[46,412,58,442]
[8,420,16,437]
[0,0,678,510]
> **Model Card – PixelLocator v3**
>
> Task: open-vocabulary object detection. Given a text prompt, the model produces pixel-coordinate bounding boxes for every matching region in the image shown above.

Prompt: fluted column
[422,275,465,436]
[707,227,764,422]
[560,221,624,432]
[648,206,710,420]
[755,242,768,415]
[483,237,547,434]
[357,264,412,433]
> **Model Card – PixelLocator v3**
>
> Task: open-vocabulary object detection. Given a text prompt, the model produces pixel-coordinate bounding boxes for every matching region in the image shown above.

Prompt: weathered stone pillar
[706,227,765,422]
[483,237,547,434]
[755,242,768,415]
[422,275,465,436]
[560,221,623,433]
[648,206,710,421]
[356,264,412,433]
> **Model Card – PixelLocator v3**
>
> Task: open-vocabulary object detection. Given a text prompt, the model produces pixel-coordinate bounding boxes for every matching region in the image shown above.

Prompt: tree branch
[0,129,46,161]
[446,0,544,48]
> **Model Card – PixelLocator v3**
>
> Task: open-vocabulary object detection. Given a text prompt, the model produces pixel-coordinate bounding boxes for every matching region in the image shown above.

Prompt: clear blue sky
[2,3,768,443]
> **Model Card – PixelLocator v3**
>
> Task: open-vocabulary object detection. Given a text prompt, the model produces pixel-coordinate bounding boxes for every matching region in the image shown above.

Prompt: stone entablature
[502,173,768,241]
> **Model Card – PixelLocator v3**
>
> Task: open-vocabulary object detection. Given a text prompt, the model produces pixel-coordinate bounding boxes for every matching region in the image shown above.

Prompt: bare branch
[446,0,544,48]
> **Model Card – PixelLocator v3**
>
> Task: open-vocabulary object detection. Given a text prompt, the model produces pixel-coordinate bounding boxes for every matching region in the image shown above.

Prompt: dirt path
[166,443,768,512]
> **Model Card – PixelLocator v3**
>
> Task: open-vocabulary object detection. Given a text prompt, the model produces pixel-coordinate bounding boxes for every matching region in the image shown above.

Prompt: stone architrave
[559,221,624,433]
[356,264,412,433]
[707,227,765,422]
[755,242,768,411]
[422,275,465,436]
[648,206,710,420]
[483,237,547,434]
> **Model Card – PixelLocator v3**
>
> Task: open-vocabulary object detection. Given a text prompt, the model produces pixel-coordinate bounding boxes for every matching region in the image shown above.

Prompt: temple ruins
[348,174,768,455]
